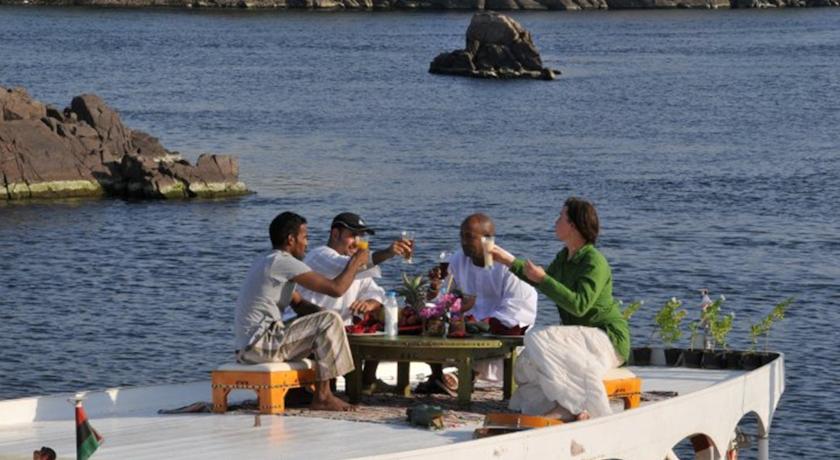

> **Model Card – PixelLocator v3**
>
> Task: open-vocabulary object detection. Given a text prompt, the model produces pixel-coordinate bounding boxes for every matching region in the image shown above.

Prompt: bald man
[417,213,537,394]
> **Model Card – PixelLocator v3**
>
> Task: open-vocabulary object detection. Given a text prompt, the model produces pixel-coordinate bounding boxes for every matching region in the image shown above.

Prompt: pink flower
[420,305,445,319]
[449,298,462,314]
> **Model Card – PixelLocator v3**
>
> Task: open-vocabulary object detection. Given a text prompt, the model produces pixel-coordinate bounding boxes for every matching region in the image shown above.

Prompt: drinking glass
[401,230,415,264]
[355,235,370,251]
[438,251,451,279]
[480,236,495,270]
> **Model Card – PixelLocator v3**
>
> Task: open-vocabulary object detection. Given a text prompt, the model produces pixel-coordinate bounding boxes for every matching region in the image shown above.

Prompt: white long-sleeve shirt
[449,249,537,328]
[286,246,386,326]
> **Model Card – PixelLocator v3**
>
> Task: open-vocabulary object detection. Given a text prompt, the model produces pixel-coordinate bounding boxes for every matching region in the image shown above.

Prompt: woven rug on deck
[281,386,516,429]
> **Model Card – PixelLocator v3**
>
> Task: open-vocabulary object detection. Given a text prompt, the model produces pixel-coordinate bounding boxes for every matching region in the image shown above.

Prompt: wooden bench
[603,367,642,409]
[211,360,318,414]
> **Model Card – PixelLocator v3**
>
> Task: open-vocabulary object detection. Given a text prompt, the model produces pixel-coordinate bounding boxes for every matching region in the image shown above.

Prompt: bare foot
[310,393,357,412]
[575,411,590,421]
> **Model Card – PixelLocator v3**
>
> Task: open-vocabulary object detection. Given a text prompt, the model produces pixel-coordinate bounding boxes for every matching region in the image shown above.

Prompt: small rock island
[429,13,559,80]
[0,86,249,201]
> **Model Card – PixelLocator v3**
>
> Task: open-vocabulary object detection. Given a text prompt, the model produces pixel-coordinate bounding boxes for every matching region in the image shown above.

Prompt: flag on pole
[75,399,103,460]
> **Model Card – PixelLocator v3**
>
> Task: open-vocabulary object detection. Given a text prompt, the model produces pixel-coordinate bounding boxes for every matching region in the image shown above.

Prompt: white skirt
[509,325,622,418]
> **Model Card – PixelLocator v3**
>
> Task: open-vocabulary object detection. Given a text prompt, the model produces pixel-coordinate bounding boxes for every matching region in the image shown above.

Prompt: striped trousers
[236,310,354,381]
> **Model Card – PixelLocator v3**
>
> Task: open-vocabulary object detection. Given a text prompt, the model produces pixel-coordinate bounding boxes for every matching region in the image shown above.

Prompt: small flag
[75,400,103,460]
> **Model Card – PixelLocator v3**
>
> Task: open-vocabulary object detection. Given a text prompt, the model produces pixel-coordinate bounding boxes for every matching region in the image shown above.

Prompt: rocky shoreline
[1,0,837,9]
[0,86,249,201]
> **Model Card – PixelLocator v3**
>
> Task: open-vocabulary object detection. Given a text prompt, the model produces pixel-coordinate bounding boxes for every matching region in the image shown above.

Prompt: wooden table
[345,334,524,407]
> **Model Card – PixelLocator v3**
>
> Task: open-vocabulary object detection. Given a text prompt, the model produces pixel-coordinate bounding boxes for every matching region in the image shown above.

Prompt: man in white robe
[419,213,537,393]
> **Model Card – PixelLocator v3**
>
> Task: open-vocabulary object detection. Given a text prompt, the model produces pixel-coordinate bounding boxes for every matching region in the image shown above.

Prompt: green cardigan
[510,244,630,363]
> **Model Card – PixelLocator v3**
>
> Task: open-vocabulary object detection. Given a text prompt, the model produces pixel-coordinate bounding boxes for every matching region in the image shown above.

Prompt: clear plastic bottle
[384,291,399,338]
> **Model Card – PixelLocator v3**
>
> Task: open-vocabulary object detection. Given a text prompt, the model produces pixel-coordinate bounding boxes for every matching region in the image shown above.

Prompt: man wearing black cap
[33,446,56,460]
[293,212,411,394]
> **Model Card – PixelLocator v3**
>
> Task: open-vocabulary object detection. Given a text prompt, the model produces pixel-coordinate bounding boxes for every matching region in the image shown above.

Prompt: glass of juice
[401,230,415,264]
[355,235,370,251]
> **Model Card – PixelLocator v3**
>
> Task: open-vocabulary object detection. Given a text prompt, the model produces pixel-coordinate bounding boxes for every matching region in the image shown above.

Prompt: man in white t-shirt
[419,213,537,394]
[234,211,369,412]
[290,212,411,393]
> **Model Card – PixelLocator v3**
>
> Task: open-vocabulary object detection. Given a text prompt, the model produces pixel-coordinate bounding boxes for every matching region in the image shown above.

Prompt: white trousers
[510,325,622,418]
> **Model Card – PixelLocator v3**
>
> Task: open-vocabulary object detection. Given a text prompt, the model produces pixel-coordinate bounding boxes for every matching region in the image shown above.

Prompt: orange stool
[603,368,642,410]
[211,360,318,414]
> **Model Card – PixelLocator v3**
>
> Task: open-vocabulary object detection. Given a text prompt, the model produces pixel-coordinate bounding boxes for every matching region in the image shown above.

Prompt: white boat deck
[0,360,784,460]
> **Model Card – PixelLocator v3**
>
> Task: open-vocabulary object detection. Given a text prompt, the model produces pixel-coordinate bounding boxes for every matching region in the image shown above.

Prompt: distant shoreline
[2,0,838,11]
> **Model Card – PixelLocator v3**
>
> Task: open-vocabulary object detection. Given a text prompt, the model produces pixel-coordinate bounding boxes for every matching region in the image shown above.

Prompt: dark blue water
[1,6,838,457]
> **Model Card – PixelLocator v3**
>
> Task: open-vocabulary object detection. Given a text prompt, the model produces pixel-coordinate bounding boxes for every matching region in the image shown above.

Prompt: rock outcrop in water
[0,86,249,200]
[429,13,558,80]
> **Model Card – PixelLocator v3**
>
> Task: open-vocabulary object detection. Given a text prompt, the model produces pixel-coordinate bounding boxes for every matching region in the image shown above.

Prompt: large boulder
[0,85,250,201]
[161,154,248,198]
[0,87,46,121]
[70,94,132,162]
[429,12,558,80]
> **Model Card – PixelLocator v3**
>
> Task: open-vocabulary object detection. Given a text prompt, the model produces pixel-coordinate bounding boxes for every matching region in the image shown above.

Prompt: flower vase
[423,317,447,337]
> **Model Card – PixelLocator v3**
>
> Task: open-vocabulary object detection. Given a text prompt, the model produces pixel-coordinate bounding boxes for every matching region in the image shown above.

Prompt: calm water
[1,6,838,457]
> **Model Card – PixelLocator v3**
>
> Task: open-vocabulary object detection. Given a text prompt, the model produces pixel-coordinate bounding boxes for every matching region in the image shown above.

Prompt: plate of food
[347,330,386,336]
[345,324,384,335]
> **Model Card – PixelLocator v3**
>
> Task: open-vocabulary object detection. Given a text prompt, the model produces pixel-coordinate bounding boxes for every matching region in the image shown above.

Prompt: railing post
[757,434,769,460]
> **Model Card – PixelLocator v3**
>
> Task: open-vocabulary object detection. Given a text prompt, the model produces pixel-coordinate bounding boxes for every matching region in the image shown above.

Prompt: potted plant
[683,320,704,368]
[618,300,650,365]
[742,298,793,369]
[651,297,686,366]
[699,296,734,369]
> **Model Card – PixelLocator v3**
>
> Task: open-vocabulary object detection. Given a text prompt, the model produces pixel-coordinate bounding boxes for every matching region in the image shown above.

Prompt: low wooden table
[345,334,524,407]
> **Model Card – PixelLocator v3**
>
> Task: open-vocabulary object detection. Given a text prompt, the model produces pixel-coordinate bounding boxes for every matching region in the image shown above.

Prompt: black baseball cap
[331,212,376,235]
[38,447,57,460]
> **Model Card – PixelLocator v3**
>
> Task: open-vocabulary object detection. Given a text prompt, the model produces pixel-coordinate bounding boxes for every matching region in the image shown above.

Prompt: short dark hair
[269,212,307,249]
[39,447,57,460]
[564,197,599,245]
[460,213,494,235]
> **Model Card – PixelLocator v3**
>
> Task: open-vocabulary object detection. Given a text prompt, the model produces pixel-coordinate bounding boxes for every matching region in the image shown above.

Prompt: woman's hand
[491,245,515,267]
[523,259,546,284]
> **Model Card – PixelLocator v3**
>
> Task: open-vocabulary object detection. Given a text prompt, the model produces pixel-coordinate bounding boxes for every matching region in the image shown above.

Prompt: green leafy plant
[396,273,428,311]
[749,297,794,352]
[653,297,686,347]
[621,300,643,321]
[688,320,701,351]
[703,296,735,351]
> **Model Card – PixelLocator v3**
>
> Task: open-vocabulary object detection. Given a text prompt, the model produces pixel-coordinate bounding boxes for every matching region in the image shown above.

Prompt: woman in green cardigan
[492,197,630,421]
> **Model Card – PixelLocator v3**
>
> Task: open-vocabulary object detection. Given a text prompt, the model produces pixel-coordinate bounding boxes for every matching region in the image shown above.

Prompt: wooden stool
[211,360,318,414]
[475,413,564,438]
[603,367,642,409]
